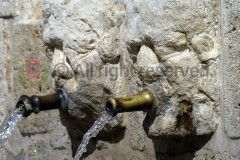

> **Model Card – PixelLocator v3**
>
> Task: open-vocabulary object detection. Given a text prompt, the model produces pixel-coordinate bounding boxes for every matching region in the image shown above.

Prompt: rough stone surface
[44,0,220,138]
[0,0,240,159]
[42,0,237,159]
[0,0,72,160]
[0,1,15,18]
[222,0,240,139]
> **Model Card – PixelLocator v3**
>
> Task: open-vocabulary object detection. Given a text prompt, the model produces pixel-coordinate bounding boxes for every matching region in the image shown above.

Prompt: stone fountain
[0,0,240,159]
[44,1,220,159]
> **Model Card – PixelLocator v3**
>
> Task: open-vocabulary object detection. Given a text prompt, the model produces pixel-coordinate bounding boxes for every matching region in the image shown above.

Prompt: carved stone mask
[43,0,220,152]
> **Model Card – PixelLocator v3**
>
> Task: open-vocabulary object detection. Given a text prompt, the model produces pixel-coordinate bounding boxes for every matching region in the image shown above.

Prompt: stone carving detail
[2,0,240,159]
[44,0,220,147]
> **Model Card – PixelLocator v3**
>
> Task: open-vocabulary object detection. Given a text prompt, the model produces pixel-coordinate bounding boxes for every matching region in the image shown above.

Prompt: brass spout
[105,89,153,116]
[16,88,68,117]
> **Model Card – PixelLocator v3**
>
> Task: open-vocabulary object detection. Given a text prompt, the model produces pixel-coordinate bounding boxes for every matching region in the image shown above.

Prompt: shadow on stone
[153,134,213,160]
[59,107,126,158]
[66,126,126,158]
[143,101,213,159]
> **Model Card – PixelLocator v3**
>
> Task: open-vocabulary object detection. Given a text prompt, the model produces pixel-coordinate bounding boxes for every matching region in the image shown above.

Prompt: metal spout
[16,88,68,117]
[105,89,153,116]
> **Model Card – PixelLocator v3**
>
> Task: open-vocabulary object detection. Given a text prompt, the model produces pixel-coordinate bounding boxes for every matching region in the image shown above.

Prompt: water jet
[74,89,154,160]
[0,88,68,149]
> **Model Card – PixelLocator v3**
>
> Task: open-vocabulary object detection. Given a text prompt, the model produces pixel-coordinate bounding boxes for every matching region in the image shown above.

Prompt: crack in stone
[79,18,100,38]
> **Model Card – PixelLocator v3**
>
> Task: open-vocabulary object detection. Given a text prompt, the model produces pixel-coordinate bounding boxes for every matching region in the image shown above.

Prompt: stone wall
[0,0,240,160]
[0,0,72,159]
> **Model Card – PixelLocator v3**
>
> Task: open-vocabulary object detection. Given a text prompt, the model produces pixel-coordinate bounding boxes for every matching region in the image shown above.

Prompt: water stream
[74,112,113,160]
[0,108,23,149]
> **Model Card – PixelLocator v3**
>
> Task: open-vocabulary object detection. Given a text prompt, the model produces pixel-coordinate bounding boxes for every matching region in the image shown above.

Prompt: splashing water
[74,112,113,160]
[0,109,23,149]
